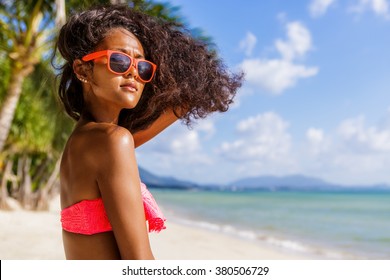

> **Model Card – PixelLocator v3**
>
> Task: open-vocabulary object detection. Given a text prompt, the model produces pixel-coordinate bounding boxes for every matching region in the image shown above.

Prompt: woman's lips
[120,83,137,92]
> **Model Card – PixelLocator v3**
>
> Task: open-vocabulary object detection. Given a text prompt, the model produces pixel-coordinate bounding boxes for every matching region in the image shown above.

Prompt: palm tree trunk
[32,156,51,183]
[55,0,66,27]
[19,154,33,209]
[0,160,13,210]
[36,156,61,211]
[0,65,34,152]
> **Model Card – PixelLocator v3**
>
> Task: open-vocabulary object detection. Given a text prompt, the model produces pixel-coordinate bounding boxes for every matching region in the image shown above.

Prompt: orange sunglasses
[82,50,157,83]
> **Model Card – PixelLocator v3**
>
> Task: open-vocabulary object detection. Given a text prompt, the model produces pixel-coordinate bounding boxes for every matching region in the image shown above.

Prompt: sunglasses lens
[110,53,131,73]
[137,61,154,81]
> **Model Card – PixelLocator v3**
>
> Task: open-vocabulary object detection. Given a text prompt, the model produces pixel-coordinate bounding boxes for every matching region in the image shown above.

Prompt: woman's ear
[73,59,89,83]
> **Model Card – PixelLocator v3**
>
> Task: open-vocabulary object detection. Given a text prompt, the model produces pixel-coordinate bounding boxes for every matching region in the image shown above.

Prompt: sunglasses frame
[82,50,157,83]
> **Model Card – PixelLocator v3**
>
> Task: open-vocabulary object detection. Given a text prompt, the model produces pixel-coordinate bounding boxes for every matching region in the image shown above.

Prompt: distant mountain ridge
[139,166,390,191]
[139,167,198,190]
[227,174,339,191]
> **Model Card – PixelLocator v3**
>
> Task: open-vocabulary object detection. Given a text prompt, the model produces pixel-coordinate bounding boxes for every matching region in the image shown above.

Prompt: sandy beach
[0,196,306,260]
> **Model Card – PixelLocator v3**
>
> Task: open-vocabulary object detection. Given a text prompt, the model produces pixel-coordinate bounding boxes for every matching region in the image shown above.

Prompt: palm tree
[5,59,73,210]
[0,0,66,152]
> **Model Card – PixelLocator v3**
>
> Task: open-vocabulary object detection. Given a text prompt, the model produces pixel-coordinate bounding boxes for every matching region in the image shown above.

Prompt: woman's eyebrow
[115,48,145,58]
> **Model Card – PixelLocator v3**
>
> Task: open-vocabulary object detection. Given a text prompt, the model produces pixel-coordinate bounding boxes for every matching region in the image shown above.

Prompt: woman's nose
[124,63,138,79]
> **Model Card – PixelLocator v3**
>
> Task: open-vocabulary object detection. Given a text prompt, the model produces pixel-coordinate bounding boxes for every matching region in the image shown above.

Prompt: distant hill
[226,174,339,191]
[138,166,390,192]
[227,175,390,191]
[139,167,198,190]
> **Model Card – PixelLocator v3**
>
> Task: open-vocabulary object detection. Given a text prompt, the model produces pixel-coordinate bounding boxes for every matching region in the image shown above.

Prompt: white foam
[169,215,353,259]
[264,237,309,252]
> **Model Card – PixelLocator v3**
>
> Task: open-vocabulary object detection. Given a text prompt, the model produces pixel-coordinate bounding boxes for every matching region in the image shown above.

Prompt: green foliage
[130,0,181,22]
[63,0,183,24]
[0,55,10,103]
[65,0,108,14]
[9,64,53,153]
[7,61,73,155]
[0,0,55,52]
[3,59,73,198]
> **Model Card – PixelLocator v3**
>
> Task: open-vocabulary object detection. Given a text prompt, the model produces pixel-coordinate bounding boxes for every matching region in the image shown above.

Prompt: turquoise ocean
[151,189,390,259]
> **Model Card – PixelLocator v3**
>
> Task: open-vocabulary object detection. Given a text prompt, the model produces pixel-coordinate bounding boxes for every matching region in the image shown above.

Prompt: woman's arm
[132,109,179,148]
[95,125,154,259]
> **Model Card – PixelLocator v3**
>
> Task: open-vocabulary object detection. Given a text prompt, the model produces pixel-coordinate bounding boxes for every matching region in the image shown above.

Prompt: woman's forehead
[98,28,145,56]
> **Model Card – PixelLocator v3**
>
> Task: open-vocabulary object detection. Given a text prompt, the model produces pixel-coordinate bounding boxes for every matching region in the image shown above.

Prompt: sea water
[151,189,390,259]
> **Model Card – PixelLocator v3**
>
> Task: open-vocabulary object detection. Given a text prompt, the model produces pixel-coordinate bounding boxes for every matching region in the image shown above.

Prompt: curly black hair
[55,4,244,132]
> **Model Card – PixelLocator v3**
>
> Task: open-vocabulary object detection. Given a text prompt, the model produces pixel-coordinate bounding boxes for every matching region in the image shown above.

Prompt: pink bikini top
[61,183,166,235]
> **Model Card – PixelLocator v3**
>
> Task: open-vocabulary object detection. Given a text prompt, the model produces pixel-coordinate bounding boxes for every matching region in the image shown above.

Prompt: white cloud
[195,119,216,139]
[137,122,213,166]
[309,0,337,17]
[240,58,318,94]
[138,108,390,185]
[338,115,390,152]
[170,130,201,155]
[349,0,390,19]
[372,0,390,16]
[239,21,318,95]
[275,21,313,61]
[308,0,390,19]
[219,112,291,161]
[299,111,390,184]
[239,32,257,56]
[307,127,325,142]
[306,127,331,156]
[222,109,390,185]
[136,120,227,184]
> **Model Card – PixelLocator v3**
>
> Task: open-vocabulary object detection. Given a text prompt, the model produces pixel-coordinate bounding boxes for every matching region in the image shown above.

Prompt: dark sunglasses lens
[137,61,154,81]
[110,53,131,73]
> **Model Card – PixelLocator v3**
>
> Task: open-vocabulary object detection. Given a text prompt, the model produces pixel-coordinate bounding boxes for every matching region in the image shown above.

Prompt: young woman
[55,4,243,260]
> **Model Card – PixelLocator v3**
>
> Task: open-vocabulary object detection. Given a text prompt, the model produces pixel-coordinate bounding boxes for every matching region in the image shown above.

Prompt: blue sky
[137,0,390,186]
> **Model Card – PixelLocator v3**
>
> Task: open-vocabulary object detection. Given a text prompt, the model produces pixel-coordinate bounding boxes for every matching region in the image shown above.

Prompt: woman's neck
[79,110,119,125]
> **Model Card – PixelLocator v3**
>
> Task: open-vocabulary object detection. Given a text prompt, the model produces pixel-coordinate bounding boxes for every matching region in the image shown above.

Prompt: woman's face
[85,28,146,111]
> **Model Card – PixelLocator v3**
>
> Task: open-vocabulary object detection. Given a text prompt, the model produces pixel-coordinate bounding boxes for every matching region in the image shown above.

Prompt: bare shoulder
[85,124,136,175]
[89,123,134,150]
[67,123,135,171]
[76,123,134,152]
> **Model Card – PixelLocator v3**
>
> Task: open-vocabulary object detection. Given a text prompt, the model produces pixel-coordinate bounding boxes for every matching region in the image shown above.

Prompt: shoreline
[0,196,308,260]
[150,220,308,260]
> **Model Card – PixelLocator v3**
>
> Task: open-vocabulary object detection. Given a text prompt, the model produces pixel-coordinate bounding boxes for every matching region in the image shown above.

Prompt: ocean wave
[170,216,357,259]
